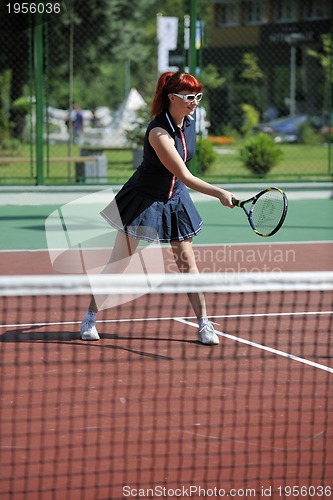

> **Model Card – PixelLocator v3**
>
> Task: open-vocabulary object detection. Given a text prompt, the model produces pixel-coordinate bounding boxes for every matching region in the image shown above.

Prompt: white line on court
[1,310,332,373]
[1,240,332,253]
[176,318,333,374]
[1,309,332,329]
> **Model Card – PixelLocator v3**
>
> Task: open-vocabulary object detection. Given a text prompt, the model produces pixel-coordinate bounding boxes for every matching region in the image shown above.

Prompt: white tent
[106,89,146,146]
[47,89,146,147]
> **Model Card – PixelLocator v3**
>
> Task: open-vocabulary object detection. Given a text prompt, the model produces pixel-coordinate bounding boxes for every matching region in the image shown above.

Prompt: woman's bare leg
[170,238,207,319]
[88,231,139,312]
[170,238,219,345]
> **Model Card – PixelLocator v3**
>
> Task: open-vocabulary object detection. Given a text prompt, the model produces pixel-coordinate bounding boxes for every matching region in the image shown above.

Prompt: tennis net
[0,272,332,499]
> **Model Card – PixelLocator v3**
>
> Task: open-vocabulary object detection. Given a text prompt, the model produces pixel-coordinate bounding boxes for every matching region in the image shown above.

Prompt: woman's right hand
[218,188,236,208]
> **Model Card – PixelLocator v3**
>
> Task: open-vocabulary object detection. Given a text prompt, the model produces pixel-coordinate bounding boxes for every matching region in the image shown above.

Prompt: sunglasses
[173,92,203,103]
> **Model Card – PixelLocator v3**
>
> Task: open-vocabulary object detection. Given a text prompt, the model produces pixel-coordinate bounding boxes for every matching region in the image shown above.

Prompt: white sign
[157,15,179,73]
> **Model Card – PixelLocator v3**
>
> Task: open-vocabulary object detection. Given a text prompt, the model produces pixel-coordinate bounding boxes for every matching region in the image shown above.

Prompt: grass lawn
[201,141,333,182]
[0,140,332,185]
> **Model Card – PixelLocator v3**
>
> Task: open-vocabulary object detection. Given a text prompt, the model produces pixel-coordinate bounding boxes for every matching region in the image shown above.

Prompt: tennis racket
[232,187,288,237]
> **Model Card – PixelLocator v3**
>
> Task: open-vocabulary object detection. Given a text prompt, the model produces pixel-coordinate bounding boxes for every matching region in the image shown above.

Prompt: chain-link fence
[0,0,332,185]
[199,1,333,182]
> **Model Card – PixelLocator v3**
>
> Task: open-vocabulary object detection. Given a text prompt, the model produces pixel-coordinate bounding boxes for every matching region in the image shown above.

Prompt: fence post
[34,14,44,185]
[189,0,197,174]
[189,0,197,75]
[328,21,333,176]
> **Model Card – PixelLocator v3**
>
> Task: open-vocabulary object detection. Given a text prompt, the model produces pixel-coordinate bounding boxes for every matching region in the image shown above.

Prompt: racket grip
[232,198,240,207]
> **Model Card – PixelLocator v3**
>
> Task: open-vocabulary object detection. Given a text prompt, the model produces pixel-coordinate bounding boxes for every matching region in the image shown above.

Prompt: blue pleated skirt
[100,181,203,243]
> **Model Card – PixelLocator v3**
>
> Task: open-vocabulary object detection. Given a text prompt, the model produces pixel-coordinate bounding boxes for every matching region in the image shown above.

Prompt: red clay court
[0,188,332,499]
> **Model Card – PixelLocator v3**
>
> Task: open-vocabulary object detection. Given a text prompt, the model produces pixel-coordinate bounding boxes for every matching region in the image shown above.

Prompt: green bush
[239,132,283,176]
[298,120,323,145]
[197,138,217,173]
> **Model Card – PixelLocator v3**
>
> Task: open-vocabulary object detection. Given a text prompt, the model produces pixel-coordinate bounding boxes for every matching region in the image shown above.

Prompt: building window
[304,0,329,20]
[216,3,240,27]
[275,0,297,23]
[244,0,266,25]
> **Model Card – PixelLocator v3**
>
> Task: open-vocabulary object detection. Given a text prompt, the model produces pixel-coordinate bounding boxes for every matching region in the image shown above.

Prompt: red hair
[151,71,202,117]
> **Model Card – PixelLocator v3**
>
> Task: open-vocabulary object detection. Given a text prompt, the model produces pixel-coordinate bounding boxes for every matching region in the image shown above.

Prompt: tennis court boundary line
[1,240,333,253]
[1,309,332,329]
[1,311,332,374]
[177,318,333,374]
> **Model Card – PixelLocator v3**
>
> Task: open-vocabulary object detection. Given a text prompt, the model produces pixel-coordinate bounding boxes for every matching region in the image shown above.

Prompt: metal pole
[68,7,74,176]
[328,23,333,176]
[34,13,44,185]
[286,33,302,117]
[28,16,34,178]
[185,0,198,175]
[189,0,197,75]
[188,0,197,174]
[290,44,296,116]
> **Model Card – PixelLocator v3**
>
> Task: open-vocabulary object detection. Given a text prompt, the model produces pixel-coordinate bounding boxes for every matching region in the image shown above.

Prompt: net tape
[1,271,333,296]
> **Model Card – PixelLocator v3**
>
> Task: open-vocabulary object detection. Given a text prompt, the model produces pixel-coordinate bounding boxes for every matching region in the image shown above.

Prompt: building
[204,0,332,130]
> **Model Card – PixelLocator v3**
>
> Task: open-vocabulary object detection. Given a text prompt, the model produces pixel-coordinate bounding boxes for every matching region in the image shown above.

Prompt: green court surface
[1,198,332,251]
[195,198,333,245]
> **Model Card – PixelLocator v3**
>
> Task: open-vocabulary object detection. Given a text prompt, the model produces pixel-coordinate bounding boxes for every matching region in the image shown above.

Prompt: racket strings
[251,191,286,234]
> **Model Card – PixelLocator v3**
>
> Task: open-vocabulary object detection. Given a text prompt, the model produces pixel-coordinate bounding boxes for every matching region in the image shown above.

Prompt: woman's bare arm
[149,127,235,207]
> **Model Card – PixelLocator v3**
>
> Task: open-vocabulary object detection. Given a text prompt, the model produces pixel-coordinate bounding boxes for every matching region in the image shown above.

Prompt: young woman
[80,71,236,345]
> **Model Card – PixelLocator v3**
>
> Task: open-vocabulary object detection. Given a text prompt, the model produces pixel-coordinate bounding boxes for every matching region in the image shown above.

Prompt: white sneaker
[198,321,220,345]
[80,317,100,341]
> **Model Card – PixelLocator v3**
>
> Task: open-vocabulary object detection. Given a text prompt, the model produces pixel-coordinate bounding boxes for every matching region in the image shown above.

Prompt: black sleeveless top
[127,110,197,201]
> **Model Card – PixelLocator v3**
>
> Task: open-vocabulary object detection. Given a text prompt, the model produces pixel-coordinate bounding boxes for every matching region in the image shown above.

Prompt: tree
[0,0,165,133]
[0,0,215,138]
[306,34,333,120]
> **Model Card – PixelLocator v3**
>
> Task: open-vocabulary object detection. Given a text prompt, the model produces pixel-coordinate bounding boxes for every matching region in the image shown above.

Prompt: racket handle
[232,198,240,207]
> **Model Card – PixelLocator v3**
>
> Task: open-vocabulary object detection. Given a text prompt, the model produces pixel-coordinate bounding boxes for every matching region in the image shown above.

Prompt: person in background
[70,102,84,144]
